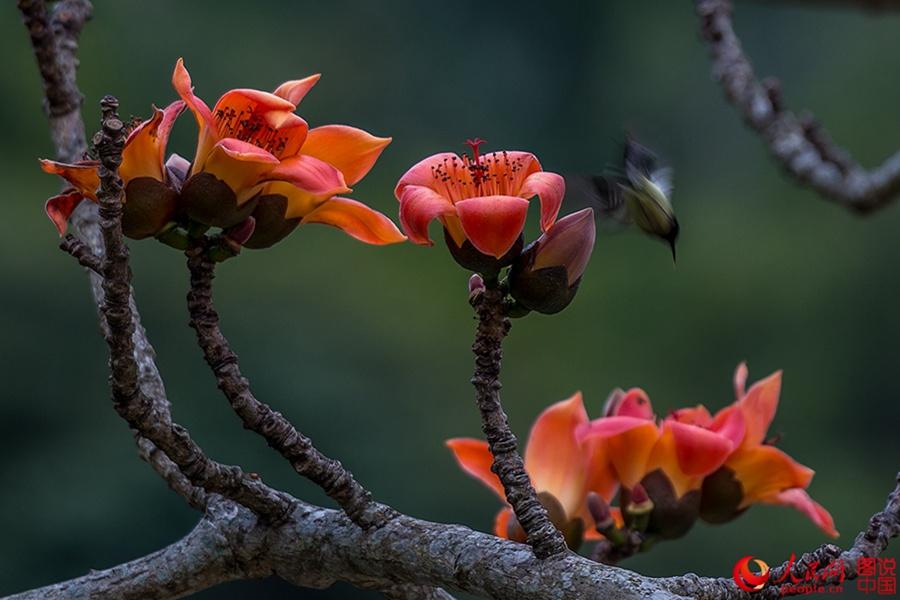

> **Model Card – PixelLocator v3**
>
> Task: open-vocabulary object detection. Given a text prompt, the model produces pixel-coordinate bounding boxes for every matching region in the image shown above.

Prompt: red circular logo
[733,555,771,592]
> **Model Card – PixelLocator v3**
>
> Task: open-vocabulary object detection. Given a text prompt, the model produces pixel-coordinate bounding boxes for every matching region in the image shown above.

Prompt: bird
[571,135,680,262]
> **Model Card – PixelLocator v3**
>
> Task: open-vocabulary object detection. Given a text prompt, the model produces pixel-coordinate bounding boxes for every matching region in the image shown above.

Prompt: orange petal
[669,405,713,427]
[263,155,350,217]
[455,195,529,258]
[726,445,814,507]
[733,361,749,400]
[273,73,321,105]
[172,58,217,167]
[738,369,782,448]
[519,171,564,232]
[398,184,456,246]
[762,488,838,538]
[120,100,185,184]
[667,421,734,477]
[45,191,86,235]
[494,507,516,539]
[213,88,296,122]
[578,416,659,490]
[646,425,699,498]
[524,392,590,518]
[394,152,461,198]
[301,125,391,186]
[39,159,100,200]
[202,138,279,204]
[301,197,406,245]
[446,438,504,500]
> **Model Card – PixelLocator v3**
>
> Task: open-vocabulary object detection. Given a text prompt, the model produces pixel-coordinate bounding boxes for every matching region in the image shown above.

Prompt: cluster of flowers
[448,364,837,549]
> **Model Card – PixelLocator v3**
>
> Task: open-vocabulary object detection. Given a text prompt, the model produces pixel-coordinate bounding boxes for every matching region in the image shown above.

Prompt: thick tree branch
[185,243,396,529]
[696,0,900,213]
[469,285,568,559]
[4,499,267,600]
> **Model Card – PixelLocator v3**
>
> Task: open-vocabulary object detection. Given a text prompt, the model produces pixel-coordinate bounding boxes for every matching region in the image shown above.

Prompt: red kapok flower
[395,139,564,260]
[447,392,617,548]
[40,100,185,238]
[172,58,405,247]
[577,388,743,539]
[700,364,838,538]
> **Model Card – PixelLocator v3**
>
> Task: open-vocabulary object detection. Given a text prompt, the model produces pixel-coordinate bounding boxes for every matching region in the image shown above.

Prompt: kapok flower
[699,364,838,537]
[172,58,405,247]
[40,100,185,239]
[395,139,564,271]
[577,388,744,540]
[509,208,596,314]
[447,392,617,549]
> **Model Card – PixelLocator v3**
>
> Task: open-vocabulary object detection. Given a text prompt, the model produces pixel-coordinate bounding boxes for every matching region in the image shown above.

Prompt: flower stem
[469,284,568,559]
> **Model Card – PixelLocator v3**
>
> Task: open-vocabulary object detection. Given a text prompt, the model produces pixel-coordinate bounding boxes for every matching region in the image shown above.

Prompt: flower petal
[613,388,655,420]
[120,100,186,184]
[733,361,749,400]
[667,421,734,477]
[39,159,100,200]
[763,488,838,538]
[172,58,218,167]
[301,197,406,245]
[524,392,590,518]
[273,74,321,105]
[709,405,746,449]
[455,195,529,258]
[203,138,279,204]
[398,184,457,246]
[446,438,504,500]
[519,171,564,232]
[578,416,659,490]
[737,369,782,448]
[301,125,391,186]
[45,191,86,235]
[726,445,814,507]
[394,152,461,197]
[263,155,350,217]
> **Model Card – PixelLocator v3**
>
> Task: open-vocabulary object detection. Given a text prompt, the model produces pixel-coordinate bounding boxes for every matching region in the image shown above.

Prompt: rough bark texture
[185,243,396,529]
[696,0,900,213]
[470,286,568,559]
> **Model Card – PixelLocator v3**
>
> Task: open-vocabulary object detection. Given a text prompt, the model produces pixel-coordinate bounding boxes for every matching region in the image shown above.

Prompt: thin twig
[696,0,900,213]
[92,96,294,522]
[469,285,568,559]
[185,242,396,529]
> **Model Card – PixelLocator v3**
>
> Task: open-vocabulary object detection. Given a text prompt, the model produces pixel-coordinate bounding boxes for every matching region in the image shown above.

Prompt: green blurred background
[1,1,898,598]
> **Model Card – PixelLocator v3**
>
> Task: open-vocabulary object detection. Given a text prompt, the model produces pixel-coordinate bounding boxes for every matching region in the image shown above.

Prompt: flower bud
[225,217,257,248]
[164,153,191,192]
[508,208,595,314]
[468,273,485,301]
[623,483,654,533]
[444,227,523,277]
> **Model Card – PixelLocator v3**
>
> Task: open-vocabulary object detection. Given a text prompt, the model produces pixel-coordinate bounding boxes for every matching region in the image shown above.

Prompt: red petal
[45,191,86,236]
[763,488,838,538]
[577,416,659,490]
[398,185,456,246]
[519,171,564,231]
[455,195,529,258]
[394,152,461,198]
[738,369,782,448]
[667,421,734,477]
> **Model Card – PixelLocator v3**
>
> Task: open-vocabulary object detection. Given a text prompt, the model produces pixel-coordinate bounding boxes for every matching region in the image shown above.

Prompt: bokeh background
[1,1,898,598]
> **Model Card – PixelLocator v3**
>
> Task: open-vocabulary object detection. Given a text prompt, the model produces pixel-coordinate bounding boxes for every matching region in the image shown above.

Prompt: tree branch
[469,285,568,559]
[91,96,294,521]
[18,0,209,511]
[695,0,900,213]
[185,242,396,529]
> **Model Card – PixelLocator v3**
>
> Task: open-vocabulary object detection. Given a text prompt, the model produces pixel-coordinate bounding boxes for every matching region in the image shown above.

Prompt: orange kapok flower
[40,100,186,238]
[577,388,743,539]
[395,139,564,271]
[699,364,838,538]
[447,392,617,548]
[172,58,405,248]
